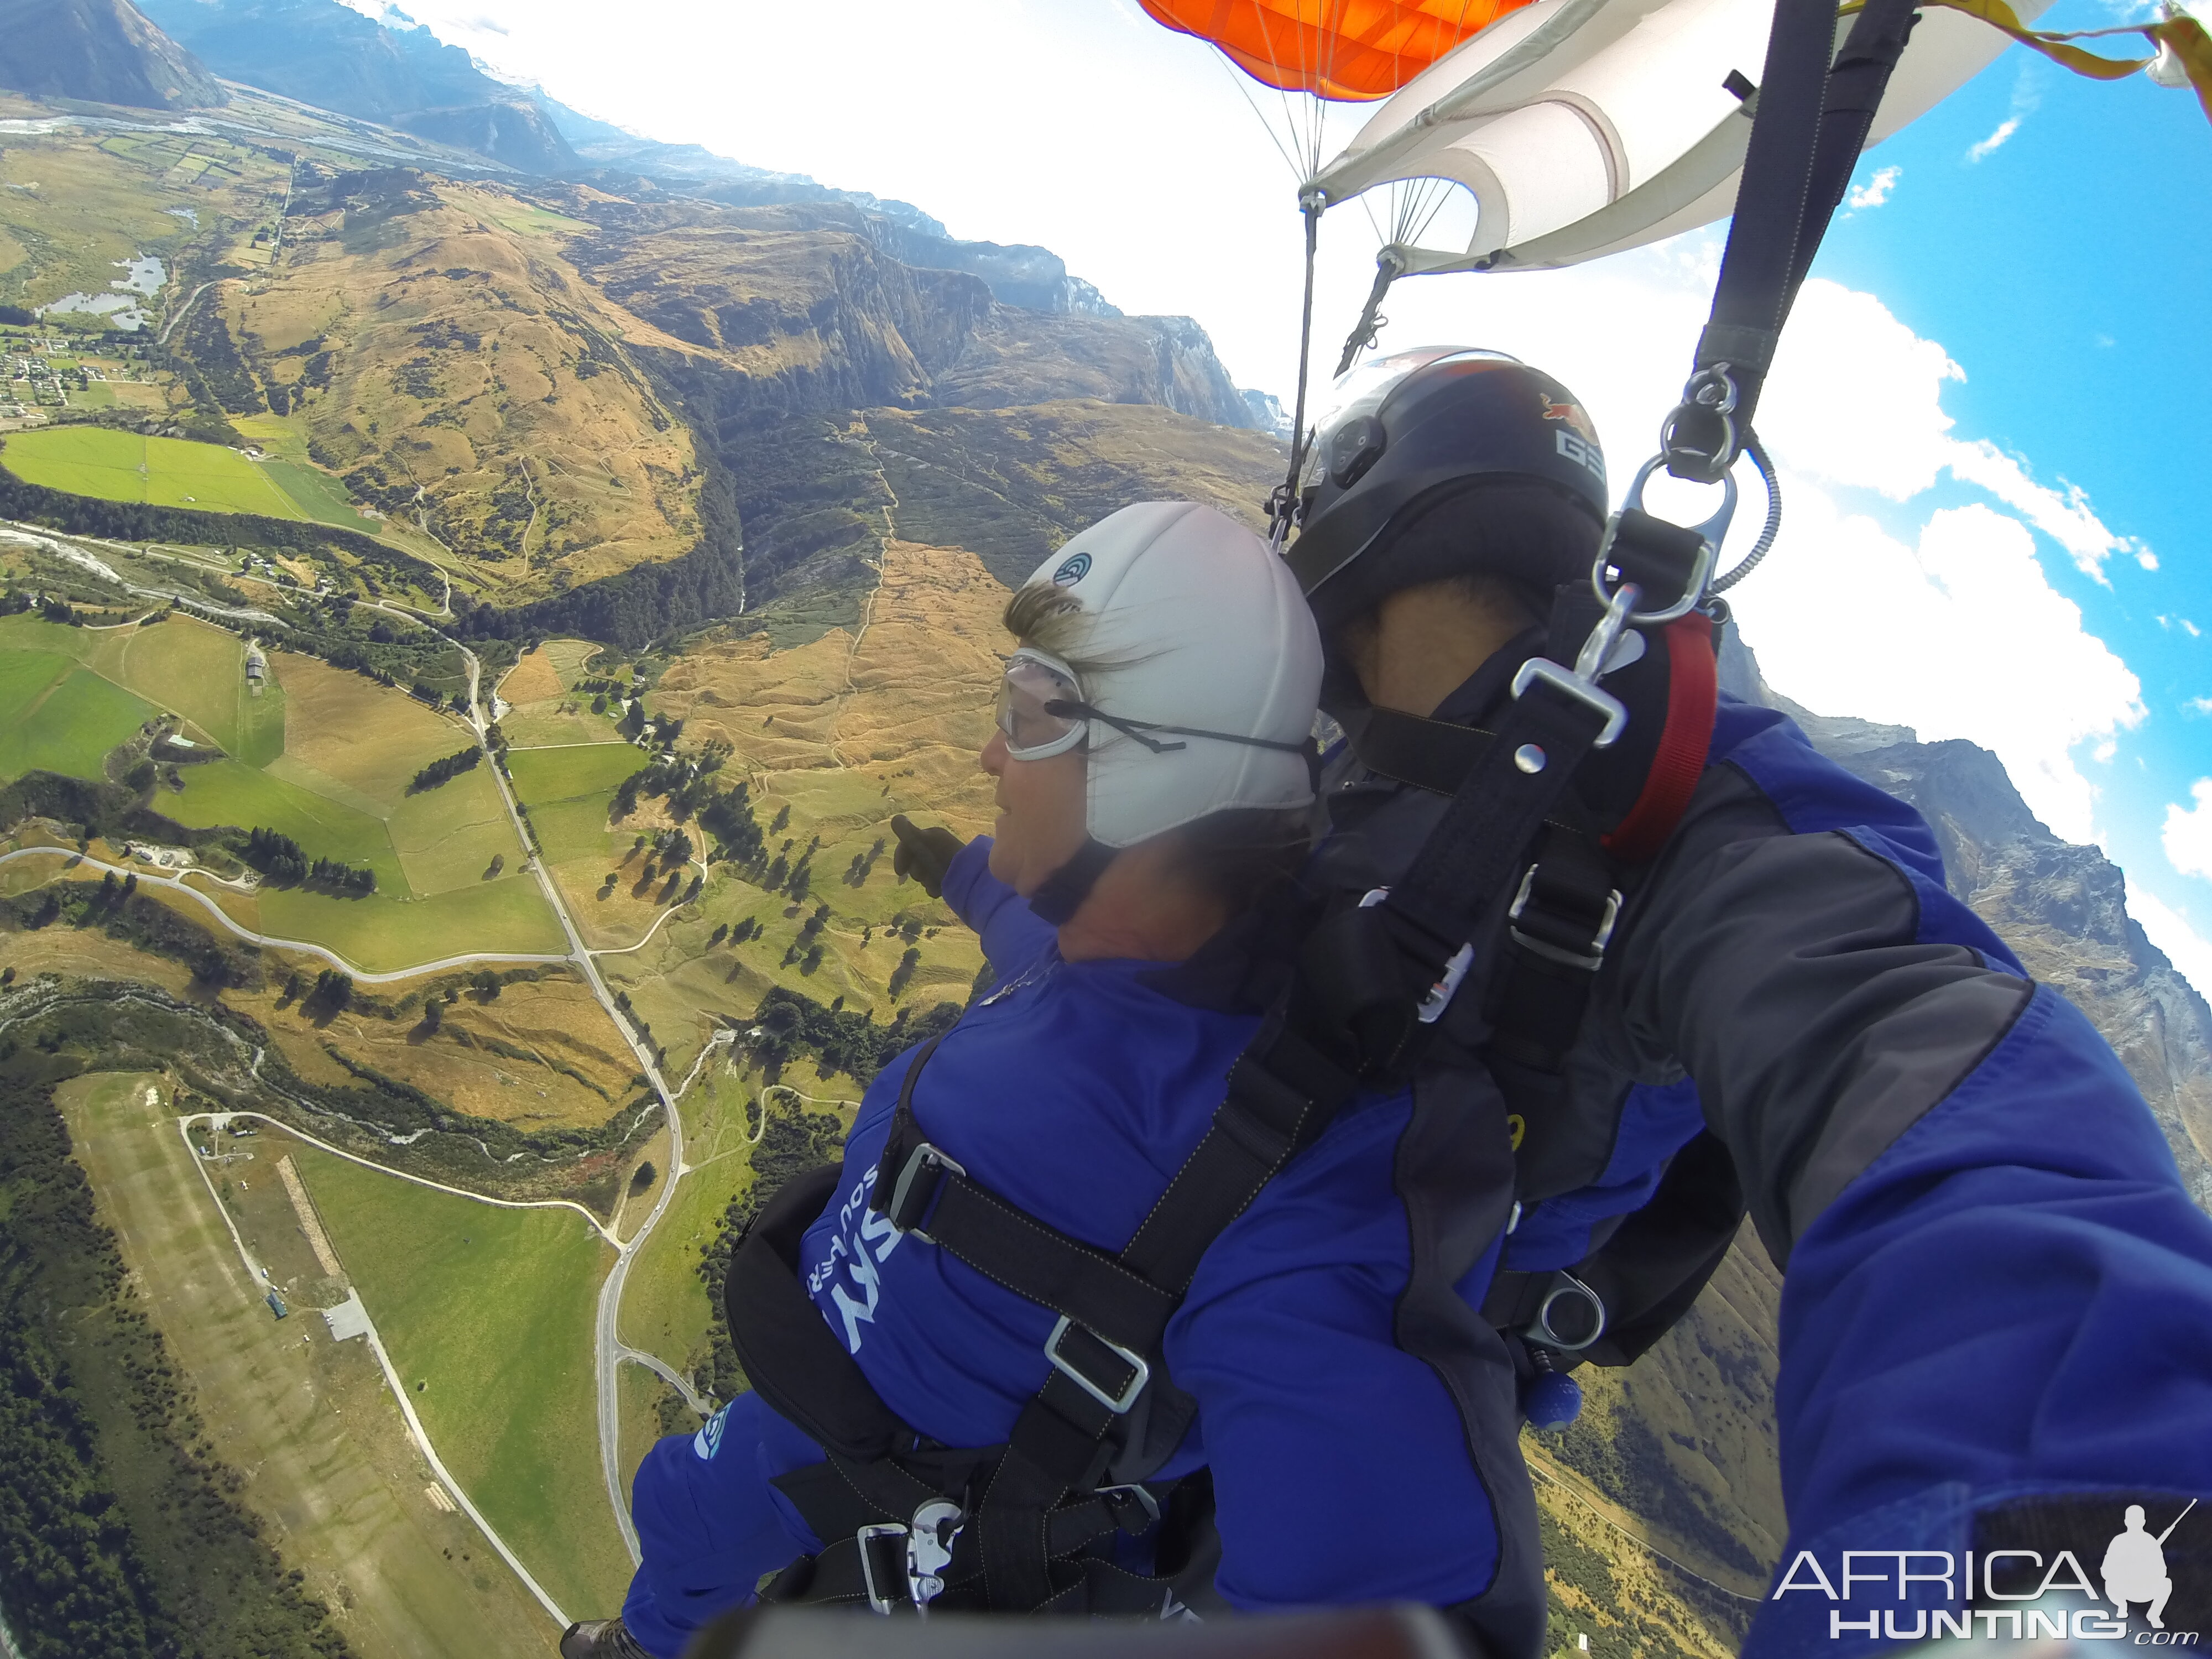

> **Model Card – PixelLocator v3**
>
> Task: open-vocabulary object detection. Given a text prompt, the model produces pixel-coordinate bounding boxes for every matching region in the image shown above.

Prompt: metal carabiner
[1509,580,1640,751]
[1594,457,1731,625]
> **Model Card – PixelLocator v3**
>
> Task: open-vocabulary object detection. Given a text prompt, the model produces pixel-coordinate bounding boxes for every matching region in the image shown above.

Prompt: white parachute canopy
[1310,0,2054,274]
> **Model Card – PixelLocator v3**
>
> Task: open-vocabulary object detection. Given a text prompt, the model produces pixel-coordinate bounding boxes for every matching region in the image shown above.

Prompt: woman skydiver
[563,500,1525,1654]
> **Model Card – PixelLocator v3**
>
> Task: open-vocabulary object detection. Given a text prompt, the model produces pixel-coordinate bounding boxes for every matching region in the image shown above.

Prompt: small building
[265,1290,289,1320]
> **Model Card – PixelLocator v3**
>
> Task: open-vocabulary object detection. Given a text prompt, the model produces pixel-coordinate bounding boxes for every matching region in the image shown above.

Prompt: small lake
[35,254,168,332]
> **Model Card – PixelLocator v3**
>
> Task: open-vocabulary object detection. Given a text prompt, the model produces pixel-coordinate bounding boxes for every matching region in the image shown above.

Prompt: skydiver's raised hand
[889,814,964,899]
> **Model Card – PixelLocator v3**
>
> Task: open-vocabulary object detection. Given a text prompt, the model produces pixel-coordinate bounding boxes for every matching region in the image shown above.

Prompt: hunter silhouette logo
[1776,1494,2207,1644]
[2108,1501,2197,1629]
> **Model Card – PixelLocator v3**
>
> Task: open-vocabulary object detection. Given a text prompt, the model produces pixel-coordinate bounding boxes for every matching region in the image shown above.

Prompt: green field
[0,610,554,963]
[617,1066,765,1378]
[0,648,72,722]
[525,795,628,867]
[290,1147,633,1621]
[506,744,649,808]
[56,1080,566,1657]
[1,426,306,518]
[263,457,383,533]
[251,872,565,971]
[166,757,405,887]
[0,662,154,782]
[105,615,286,764]
[388,769,531,894]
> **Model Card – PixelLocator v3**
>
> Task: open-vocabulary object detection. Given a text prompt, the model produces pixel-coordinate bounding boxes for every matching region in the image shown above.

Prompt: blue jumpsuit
[623,706,2212,1656]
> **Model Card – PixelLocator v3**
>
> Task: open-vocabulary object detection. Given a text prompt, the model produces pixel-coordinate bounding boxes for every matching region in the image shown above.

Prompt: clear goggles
[996,648,1090,761]
[994,646,1312,765]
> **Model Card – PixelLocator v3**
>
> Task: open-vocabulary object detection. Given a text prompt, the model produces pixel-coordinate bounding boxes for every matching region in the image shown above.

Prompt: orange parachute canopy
[1134,0,1537,100]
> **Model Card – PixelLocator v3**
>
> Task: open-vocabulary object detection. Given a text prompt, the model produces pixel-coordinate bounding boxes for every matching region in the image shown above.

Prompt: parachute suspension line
[1271,189,1326,551]
[1334,246,1405,377]
[1710,432,1780,594]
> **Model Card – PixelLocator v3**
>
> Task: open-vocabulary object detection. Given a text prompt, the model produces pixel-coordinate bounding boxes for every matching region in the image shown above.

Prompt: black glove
[889,815,965,900]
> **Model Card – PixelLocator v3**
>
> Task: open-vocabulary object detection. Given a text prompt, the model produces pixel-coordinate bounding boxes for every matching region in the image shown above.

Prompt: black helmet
[1286,347,1610,639]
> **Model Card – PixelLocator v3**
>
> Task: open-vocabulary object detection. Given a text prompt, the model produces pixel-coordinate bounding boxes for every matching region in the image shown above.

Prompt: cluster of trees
[745,985,960,1082]
[4,872,260,989]
[785,902,832,974]
[240,828,375,895]
[1,591,85,624]
[844,836,889,886]
[409,745,482,792]
[888,945,924,999]
[0,1075,355,1658]
[0,456,425,575]
[699,779,768,868]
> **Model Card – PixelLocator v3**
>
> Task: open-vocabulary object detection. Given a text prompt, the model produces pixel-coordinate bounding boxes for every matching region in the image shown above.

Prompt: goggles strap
[1029,839,1119,927]
[1043,700,1311,758]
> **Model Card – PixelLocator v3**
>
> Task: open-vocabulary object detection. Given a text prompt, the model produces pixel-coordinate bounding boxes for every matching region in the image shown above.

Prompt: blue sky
[1802,9,2212,987]
[355,0,2210,992]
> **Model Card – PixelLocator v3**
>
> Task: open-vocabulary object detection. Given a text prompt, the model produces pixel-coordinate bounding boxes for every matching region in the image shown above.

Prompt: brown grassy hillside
[213,167,705,596]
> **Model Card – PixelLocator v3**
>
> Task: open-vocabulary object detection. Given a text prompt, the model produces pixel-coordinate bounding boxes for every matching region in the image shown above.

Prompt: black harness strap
[1349,707,1499,795]
[1671,0,1926,478]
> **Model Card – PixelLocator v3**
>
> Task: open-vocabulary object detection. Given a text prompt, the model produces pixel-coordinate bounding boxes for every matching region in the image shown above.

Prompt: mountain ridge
[132,0,578,173]
[0,0,228,111]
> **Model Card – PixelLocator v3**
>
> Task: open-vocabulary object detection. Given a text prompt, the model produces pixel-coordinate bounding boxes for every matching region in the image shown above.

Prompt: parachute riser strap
[1667,0,1923,481]
[1270,190,1328,550]
[1333,246,1406,378]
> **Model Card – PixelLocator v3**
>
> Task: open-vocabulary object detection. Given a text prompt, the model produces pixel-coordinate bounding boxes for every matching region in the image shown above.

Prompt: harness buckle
[1509,581,1639,749]
[1658,363,1741,483]
[885,1141,966,1241]
[906,1499,963,1614]
[1045,1314,1150,1415]
[1528,1271,1608,1352]
[1358,888,1474,1024]
[1098,1483,1164,1532]
[1507,866,1622,973]
[1596,457,1729,624]
[856,1522,909,1615]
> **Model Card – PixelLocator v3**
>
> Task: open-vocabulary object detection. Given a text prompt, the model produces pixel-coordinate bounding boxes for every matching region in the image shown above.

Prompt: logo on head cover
[1052,551,1092,587]
[1539,392,1598,444]
[692,1405,727,1461]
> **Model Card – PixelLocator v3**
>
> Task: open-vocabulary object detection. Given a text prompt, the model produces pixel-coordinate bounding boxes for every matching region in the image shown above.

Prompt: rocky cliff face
[0,0,227,110]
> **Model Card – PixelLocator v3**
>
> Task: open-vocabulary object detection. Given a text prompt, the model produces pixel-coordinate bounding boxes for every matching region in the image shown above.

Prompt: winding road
[0,846,569,980]
[6,518,695,1571]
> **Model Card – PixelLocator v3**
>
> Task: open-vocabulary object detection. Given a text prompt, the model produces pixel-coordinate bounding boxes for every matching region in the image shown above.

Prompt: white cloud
[1969,66,2044,164]
[2132,888,2212,1003]
[1848,165,1902,210]
[1374,263,2153,846]
[2139,549,2160,570]
[1969,117,2021,161]
[2188,619,2205,638]
[1729,495,2144,844]
[2166,780,2212,879]
[1753,283,2146,583]
[1945,442,2143,583]
[2191,697,2212,716]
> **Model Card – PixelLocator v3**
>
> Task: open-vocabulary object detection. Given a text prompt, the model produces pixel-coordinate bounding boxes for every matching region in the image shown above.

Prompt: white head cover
[1019,502,1323,849]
